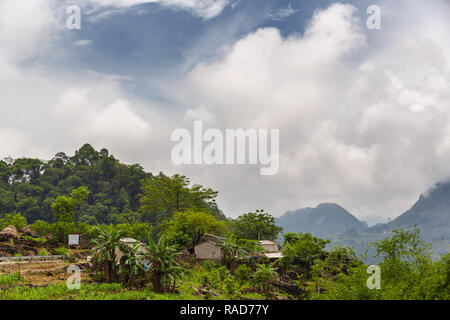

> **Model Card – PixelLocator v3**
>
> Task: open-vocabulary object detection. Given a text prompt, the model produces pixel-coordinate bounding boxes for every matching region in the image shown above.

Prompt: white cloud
[265,4,298,21]
[73,39,93,47]
[0,0,59,63]
[85,0,232,19]
[173,1,450,218]
[1,0,449,222]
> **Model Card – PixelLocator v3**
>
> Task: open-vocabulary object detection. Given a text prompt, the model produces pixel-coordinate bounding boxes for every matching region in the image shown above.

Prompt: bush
[0,272,24,286]
[55,247,69,257]
[202,260,219,272]
[224,276,237,294]
[1,213,27,231]
[30,220,52,237]
[38,248,49,256]
[235,264,251,286]
[282,233,330,266]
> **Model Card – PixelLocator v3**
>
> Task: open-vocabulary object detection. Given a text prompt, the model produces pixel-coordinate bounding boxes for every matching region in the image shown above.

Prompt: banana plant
[90,224,128,283]
[140,234,187,293]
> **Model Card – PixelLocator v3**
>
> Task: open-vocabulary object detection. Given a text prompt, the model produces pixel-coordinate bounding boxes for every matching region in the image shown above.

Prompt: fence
[0,255,66,262]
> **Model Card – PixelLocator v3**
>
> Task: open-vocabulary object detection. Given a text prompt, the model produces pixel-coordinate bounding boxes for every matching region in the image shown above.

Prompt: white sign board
[68,234,79,245]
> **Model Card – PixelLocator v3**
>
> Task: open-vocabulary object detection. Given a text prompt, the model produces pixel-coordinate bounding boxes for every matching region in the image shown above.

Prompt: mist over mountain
[276,203,367,239]
[277,181,450,259]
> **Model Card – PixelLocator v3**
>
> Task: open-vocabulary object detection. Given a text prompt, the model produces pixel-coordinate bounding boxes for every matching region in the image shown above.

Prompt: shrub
[202,260,218,272]
[1,213,27,231]
[224,276,237,294]
[38,248,49,256]
[55,247,69,257]
[30,220,52,237]
[0,272,24,286]
[235,264,251,286]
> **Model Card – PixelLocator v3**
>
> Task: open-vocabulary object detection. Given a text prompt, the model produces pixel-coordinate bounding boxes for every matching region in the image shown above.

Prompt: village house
[184,234,226,262]
[259,240,283,259]
[183,234,283,262]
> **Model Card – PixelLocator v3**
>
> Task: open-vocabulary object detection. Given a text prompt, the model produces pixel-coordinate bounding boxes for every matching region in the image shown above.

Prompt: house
[183,234,283,262]
[259,240,283,259]
[188,233,226,262]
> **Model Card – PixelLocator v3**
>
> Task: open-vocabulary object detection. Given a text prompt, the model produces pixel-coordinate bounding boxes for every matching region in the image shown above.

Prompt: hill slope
[370,181,450,246]
[278,182,450,259]
[276,203,367,240]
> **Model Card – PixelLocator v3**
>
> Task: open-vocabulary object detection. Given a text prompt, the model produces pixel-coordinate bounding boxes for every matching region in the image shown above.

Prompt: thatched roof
[0,225,19,242]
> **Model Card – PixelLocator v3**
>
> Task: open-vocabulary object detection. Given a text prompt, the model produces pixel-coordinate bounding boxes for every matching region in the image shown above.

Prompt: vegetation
[253,261,279,298]
[90,225,130,283]
[159,209,227,249]
[230,209,282,241]
[139,235,187,293]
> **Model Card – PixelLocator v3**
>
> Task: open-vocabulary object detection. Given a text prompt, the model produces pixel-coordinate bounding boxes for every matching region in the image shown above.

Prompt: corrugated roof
[259,240,277,245]
[264,252,283,259]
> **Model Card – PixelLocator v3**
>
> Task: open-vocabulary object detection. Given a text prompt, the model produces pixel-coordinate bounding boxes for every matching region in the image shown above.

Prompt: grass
[0,272,25,286]
[0,263,275,300]
[38,248,49,256]
[0,283,199,300]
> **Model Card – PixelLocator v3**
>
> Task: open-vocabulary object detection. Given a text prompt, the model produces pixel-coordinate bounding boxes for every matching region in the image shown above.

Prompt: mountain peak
[276,202,366,239]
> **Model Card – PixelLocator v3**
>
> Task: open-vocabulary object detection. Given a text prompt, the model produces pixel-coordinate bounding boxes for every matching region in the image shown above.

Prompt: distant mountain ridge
[276,181,450,258]
[276,203,367,239]
[369,181,450,244]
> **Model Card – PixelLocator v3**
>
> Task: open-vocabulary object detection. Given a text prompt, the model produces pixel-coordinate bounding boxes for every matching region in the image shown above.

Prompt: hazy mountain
[369,181,450,251]
[277,181,450,259]
[276,203,367,240]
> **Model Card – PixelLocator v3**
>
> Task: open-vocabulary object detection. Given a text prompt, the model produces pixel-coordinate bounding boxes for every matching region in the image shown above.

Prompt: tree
[159,209,227,248]
[51,186,90,222]
[231,210,282,241]
[140,173,219,223]
[282,233,330,266]
[237,239,266,269]
[220,236,249,273]
[306,228,449,300]
[0,145,225,236]
[0,213,27,231]
[30,220,52,237]
[140,235,187,293]
[116,221,152,243]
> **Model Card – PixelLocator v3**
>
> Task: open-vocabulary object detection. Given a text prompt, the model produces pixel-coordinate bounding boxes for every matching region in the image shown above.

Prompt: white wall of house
[194,241,222,261]
[259,241,279,253]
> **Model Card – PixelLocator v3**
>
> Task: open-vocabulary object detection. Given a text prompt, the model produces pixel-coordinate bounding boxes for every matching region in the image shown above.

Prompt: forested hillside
[0,144,224,226]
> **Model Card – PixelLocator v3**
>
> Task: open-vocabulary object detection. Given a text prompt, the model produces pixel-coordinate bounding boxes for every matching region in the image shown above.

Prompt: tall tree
[159,209,227,248]
[231,209,282,241]
[139,173,219,223]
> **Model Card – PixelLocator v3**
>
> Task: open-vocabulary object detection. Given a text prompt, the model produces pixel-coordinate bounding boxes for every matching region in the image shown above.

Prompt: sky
[0,0,449,225]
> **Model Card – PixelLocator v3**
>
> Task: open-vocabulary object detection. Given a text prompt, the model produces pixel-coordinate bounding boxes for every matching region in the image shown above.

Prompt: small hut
[259,240,283,259]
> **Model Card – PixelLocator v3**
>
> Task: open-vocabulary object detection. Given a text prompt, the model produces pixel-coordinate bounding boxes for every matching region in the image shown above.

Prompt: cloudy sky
[0,0,449,224]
